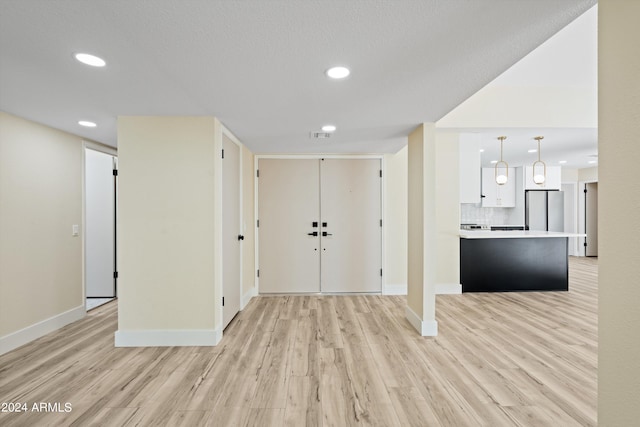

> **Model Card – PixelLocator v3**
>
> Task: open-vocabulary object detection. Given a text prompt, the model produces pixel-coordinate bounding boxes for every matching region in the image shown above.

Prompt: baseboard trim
[383,283,407,295]
[436,283,462,295]
[241,287,258,310]
[0,304,86,356]
[114,328,222,347]
[405,306,438,336]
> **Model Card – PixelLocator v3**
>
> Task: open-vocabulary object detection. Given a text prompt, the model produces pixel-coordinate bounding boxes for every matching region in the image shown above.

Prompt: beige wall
[407,126,425,316]
[598,1,640,424]
[407,123,437,334]
[117,117,218,333]
[0,112,83,339]
[561,168,579,183]
[578,166,598,182]
[384,146,408,288]
[242,145,255,296]
[435,133,460,286]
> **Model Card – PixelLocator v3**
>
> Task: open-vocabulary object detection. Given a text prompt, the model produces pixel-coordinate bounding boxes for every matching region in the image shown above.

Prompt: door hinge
[222,297,225,306]
[380,268,383,277]
[584,189,587,193]
[113,271,119,279]
[380,219,382,227]
[584,242,588,247]
[113,169,118,176]
[257,269,260,278]
[379,170,382,178]
[222,149,224,159]
[256,170,259,178]
[257,219,260,227]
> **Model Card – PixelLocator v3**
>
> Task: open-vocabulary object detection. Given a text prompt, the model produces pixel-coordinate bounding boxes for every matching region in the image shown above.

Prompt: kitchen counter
[460,230,586,239]
[459,231,579,293]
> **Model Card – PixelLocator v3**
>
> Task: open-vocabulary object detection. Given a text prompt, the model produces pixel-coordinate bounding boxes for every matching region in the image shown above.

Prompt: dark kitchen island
[459,230,583,292]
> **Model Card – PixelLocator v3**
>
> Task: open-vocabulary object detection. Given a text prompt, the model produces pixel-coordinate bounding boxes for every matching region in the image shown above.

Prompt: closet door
[258,159,320,293]
[222,136,241,328]
[320,159,382,293]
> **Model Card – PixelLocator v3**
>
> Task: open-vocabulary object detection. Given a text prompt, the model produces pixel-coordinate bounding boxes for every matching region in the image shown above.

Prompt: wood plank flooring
[0,257,597,426]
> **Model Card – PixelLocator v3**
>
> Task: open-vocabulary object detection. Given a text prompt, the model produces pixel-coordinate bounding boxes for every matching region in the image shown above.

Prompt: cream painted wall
[384,146,408,288]
[116,117,218,334]
[0,112,83,337]
[435,133,460,287]
[598,1,640,424]
[578,166,598,182]
[242,145,255,297]
[407,127,424,317]
[407,123,437,335]
[561,168,579,182]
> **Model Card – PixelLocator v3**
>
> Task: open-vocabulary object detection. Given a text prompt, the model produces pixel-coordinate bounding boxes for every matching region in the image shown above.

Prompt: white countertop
[459,230,587,239]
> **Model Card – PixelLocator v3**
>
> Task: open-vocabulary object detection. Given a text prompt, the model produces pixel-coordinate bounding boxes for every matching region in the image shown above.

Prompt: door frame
[221,128,244,320]
[254,154,385,294]
[561,182,579,256]
[82,141,118,307]
[578,179,598,257]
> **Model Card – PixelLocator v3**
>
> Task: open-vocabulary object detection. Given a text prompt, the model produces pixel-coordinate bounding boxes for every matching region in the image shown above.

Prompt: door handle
[307,231,318,236]
[322,231,332,237]
[238,235,244,241]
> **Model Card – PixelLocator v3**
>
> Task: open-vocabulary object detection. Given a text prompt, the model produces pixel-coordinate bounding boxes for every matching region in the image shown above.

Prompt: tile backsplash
[461,203,511,225]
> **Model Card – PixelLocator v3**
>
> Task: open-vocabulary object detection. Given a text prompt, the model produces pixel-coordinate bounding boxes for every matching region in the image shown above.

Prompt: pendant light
[532,136,546,185]
[495,136,508,185]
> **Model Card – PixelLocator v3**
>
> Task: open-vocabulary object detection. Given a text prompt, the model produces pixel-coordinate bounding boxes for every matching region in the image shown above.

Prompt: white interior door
[85,148,116,298]
[585,182,598,257]
[258,159,320,293]
[320,159,382,293]
[222,136,242,328]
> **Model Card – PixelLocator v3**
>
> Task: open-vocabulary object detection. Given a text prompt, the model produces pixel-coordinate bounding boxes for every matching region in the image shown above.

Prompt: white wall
[599,1,640,423]
[0,112,85,354]
[438,85,597,129]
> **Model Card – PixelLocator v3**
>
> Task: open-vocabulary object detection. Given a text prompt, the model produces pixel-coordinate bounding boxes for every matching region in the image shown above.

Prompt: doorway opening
[84,146,118,311]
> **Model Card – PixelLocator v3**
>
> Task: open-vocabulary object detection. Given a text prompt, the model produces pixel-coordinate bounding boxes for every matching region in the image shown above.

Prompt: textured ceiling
[0,0,596,153]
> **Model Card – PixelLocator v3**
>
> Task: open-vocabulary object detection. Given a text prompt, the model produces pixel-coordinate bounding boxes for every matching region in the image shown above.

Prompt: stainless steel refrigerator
[525,190,564,232]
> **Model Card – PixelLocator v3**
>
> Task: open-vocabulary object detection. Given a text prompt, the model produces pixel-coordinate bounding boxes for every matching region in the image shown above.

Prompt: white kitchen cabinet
[524,166,561,190]
[459,134,481,203]
[482,167,516,207]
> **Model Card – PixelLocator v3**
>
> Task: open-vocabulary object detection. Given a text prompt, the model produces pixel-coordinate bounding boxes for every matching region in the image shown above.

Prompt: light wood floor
[0,257,597,426]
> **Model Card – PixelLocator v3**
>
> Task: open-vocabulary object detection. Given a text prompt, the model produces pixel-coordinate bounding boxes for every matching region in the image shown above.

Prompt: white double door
[258,158,381,293]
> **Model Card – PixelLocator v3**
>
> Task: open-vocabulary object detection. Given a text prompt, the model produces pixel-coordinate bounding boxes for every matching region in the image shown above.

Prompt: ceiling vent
[309,132,332,139]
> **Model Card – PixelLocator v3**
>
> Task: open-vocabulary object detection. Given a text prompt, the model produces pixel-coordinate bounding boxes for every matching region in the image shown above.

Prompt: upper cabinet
[482,167,516,207]
[459,134,481,204]
[524,166,561,190]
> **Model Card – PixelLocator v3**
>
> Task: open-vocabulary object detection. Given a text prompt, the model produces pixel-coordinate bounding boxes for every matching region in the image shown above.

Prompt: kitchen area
[458,133,588,293]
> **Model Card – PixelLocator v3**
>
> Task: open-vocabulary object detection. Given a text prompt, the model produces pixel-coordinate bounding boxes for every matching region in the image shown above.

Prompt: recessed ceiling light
[559,160,567,164]
[74,53,106,67]
[326,66,350,79]
[321,124,336,132]
[479,149,485,153]
[588,160,597,164]
[78,120,97,127]
[528,149,537,153]
[490,160,498,164]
